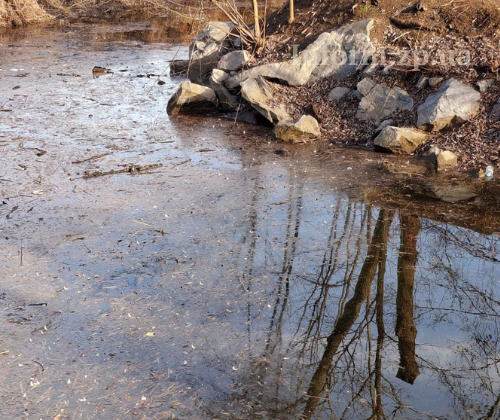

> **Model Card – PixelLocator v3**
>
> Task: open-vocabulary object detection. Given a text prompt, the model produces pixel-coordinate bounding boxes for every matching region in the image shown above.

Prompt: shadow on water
[1,24,500,420]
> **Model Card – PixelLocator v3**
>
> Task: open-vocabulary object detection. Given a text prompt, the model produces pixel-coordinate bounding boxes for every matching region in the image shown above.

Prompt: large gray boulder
[167,82,217,115]
[355,80,414,124]
[226,19,375,89]
[240,77,291,124]
[170,21,236,84]
[273,115,321,143]
[218,50,250,72]
[374,126,430,154]
[417,79,481,132]
[209,69,238,111]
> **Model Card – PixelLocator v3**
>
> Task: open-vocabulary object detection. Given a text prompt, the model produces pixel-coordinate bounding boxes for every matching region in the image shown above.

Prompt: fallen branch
[82,163,163,179]
[390,17,439,32]
[72,152,112,164]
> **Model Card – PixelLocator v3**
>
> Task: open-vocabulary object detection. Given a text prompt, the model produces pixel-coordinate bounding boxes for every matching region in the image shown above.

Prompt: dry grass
[0,0,54,26]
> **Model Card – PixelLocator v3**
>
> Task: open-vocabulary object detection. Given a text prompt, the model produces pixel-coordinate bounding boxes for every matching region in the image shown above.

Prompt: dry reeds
[210,0,265,51]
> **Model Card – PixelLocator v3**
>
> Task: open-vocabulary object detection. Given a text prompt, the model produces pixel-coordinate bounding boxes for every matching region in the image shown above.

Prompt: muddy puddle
[1,23,500,420]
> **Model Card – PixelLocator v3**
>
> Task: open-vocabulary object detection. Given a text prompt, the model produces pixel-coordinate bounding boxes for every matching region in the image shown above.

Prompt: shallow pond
[1,23,500,420]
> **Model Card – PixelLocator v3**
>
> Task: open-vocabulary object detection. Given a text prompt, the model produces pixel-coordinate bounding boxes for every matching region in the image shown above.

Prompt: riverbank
[168,0,500,172]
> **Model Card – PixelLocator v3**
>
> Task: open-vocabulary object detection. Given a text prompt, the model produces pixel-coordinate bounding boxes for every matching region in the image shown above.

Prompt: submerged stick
[82,163,163,179]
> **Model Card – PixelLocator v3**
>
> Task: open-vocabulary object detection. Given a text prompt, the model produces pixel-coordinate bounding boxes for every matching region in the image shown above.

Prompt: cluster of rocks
[167,18,499,172]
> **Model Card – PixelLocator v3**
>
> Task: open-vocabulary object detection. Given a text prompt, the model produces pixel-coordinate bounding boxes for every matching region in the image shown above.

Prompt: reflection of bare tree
[303,208,394,420]
[265,183,303,356]
[395,214,421,385]
[295,201,369,360]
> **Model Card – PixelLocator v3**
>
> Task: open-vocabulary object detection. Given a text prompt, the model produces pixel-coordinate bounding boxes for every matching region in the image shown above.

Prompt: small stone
[477,79,494,93]
[436,150,458,171]
[416,75,429,89]
[428,77,444,88]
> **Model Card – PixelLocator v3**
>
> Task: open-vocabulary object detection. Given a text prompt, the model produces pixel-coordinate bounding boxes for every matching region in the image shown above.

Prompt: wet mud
[1,24,500,420]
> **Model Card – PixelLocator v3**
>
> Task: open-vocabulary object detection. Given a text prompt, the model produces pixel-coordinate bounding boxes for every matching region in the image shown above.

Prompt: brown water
[1,23,500,420]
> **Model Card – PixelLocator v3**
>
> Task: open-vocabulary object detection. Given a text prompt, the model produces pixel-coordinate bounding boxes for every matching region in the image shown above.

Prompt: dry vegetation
[0,0,53,26]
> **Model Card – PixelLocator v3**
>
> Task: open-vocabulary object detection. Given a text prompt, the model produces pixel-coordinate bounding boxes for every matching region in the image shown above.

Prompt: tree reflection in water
[216,180,500,420]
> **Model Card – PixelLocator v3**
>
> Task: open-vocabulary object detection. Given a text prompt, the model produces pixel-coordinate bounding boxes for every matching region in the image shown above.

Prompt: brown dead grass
[0,0,53,26]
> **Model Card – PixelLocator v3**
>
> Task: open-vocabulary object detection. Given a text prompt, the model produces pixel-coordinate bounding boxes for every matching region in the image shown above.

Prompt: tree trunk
[252,0,261,45]
[289,0,295,24]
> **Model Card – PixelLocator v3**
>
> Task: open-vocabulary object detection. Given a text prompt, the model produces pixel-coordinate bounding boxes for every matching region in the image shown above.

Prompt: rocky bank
[167,0,499,176]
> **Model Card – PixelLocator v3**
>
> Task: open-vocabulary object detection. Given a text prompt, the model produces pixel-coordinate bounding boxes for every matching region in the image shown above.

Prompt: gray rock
[167,82,217,115]
[374,126,430,154]
[181,21,236,84]
[356,83,414,124]
[190,21,235,58]
[218,50,250,72]
[491,99,500,121]
[428,77,444,88]
[240,77,291,124]
[226,19,375,89]
[477,79,494,93]
[209,69,238,111]
[273,115,321,143]
[357,78,376,96]
[417,78,481,132]
[327,87,351,101]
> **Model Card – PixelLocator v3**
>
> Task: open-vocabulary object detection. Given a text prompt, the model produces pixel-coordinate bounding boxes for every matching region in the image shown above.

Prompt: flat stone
[374,126,430,154]
[327,87,351,101]
[167,82,217,115]
[273,115,321,143]
[417,78,481,132]
[356,83,414,124]
[375,119,393,133]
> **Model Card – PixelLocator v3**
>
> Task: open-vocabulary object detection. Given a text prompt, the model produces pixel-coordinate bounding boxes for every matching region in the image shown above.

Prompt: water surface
[1,24,500,420]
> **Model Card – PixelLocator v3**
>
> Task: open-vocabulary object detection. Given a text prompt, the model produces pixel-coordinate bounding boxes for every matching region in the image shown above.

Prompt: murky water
[1,24,500,420]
